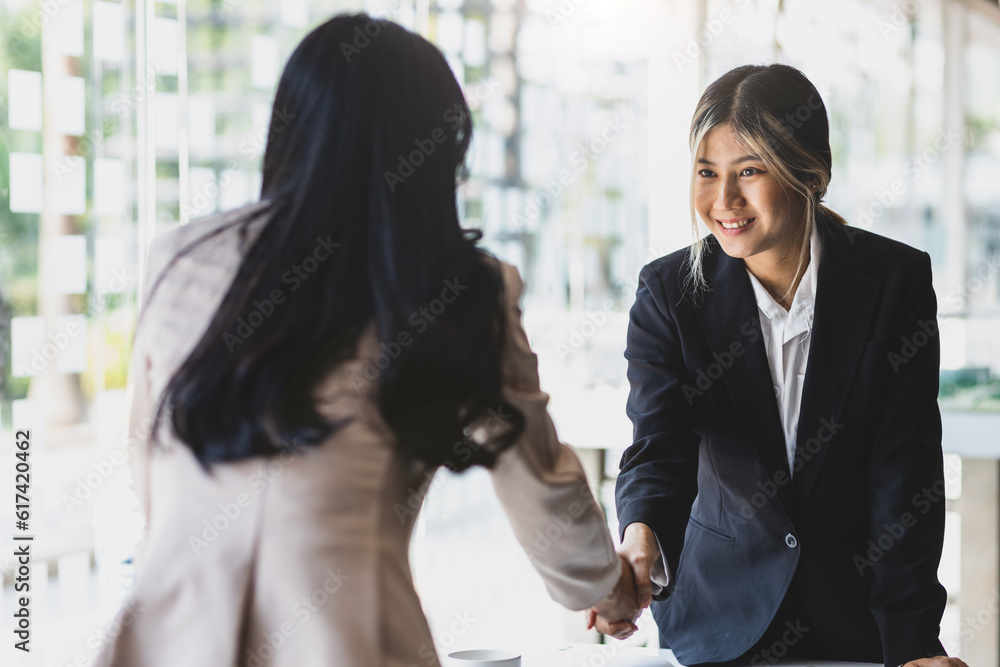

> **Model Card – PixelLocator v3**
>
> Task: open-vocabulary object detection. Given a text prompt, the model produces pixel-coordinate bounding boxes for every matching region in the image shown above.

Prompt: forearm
[490,261,620,611]
[490,403,620,611]
[615,436,698,577]
[618,264,702,576]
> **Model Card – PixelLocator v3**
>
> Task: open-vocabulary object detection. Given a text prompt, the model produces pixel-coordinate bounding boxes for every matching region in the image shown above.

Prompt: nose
[716,176,744,211]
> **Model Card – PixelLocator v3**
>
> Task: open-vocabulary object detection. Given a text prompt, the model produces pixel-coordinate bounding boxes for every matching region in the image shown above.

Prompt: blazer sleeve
[488,262,621,612]
[867,251,948,666]
[124,235,172,537]
[615,263,700,597]
[125,323,154,529]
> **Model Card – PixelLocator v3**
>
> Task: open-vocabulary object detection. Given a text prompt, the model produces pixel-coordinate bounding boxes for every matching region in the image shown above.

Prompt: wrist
[623,521,651,539]
[596,556,627,609]
[600,555,637,618]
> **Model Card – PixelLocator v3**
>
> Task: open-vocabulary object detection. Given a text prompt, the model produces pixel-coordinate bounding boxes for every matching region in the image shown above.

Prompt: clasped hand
[586,553,642,639]
[586,523,657,640]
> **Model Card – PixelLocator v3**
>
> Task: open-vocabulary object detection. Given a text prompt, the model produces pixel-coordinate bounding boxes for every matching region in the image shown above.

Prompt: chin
[711,234,754,259]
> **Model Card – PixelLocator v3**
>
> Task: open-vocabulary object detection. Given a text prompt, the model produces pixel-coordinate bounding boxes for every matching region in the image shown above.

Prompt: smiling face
[693,123,808,270]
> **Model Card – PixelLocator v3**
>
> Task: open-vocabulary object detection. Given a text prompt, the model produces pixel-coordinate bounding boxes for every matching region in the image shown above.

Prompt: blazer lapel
[693,239,794,512]
[792,216,877,507]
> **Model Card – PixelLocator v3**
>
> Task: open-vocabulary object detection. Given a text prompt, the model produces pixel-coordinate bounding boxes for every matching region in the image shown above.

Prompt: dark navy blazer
[615,213,948,666]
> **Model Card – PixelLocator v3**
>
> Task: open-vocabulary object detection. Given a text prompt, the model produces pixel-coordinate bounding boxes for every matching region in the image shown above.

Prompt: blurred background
[0,0,998,664]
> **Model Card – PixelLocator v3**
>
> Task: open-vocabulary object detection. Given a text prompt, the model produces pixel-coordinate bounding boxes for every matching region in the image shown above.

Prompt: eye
[697,169,716,178]
[740,167,762,177]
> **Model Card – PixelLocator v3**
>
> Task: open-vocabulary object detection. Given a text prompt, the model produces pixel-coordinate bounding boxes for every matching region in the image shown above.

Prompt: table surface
[518,644,881,667]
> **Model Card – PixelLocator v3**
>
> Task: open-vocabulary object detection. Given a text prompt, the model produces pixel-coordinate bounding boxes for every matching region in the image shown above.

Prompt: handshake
[585,522,659,640]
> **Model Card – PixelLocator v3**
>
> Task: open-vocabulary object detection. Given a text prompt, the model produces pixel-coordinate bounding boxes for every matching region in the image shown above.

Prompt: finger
[594,616,637,640]
[585,609,596,631]
[610,622,639,640]
[935,658,968,667]
[594,616,623,636]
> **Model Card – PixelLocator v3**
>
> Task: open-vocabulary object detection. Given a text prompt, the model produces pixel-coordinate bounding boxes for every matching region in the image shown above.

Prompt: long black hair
[145,14,524,472]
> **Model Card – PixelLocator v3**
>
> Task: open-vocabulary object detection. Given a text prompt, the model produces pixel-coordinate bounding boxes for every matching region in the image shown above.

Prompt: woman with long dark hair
[594,64,968,667]
[95,14,638,667]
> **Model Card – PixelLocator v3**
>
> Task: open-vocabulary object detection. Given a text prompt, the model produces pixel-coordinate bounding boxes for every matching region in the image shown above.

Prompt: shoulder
[142,202,271,298]
[837,224,931,277]
[498,260,525,303]
[640,245,695,291]
[481,257,540,390]
[147,201,270,269]
[822,221,935,311]
[632,241,707,318]
[476,253,526,310]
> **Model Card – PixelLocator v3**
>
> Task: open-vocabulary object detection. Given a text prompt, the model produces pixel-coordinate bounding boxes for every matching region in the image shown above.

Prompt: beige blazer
[93,203,620,667]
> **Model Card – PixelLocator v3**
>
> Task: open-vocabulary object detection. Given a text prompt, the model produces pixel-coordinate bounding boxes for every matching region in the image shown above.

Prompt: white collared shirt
[648,223,821,595]
[745,222,821,477]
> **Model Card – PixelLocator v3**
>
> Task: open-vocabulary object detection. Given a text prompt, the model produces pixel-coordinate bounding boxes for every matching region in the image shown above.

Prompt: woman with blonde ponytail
[595,64,966,667]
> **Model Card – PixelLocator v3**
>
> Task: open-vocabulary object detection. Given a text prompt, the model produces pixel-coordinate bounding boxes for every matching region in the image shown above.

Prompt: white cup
[445,649,521,666]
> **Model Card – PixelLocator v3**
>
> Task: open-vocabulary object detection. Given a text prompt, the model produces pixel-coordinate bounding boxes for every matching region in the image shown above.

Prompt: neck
[745,239,809,311]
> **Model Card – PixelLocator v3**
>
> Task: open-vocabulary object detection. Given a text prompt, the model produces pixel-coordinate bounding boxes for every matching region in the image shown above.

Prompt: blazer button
[785,533,798,548]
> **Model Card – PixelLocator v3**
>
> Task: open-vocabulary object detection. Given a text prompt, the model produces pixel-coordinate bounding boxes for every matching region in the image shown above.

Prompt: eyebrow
[697,155,762,165]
